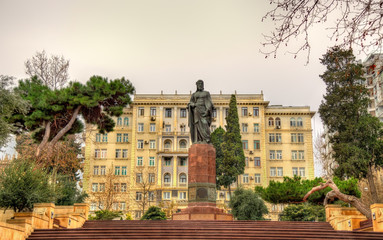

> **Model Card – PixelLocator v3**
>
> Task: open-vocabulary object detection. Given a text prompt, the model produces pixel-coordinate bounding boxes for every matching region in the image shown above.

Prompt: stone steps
[27,220,383,240]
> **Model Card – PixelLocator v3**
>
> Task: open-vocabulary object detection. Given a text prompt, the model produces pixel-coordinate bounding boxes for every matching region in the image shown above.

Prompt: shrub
[141,206,167,220]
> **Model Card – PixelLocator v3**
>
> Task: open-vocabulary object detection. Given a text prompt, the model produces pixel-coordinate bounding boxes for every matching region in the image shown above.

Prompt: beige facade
[83,92,315,219]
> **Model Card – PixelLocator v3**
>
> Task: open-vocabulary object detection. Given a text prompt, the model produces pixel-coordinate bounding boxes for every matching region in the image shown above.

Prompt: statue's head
[196,80,204,91]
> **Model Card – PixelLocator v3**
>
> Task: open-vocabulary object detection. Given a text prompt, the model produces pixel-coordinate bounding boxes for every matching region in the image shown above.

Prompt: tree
[262,1,383,62]
[88,210,122,220]
[25,50,70,90]
[318,46,383,211]
[55,175,88,206]
[280,203,325,222]
[0,75,29,147]
[11,75,134,157]
[0,159,55,212]
[141,206,167,220]
[222,95,245,196]
[133,168,157,216]
[229,187,268,220]
[314,131,335,178]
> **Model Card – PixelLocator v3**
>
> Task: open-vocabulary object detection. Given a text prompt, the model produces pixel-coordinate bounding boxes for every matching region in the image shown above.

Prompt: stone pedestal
[173,144,233,220]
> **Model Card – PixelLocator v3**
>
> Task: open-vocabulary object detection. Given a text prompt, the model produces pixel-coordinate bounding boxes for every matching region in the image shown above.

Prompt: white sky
[0,0,372,175]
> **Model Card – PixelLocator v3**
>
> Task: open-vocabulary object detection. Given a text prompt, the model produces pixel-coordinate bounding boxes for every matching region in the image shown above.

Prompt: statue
[188,80,214,144]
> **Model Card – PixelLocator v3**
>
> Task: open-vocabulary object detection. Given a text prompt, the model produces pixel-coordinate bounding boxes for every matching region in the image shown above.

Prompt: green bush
[279,203,325,221]
[88,209,123,220]
[229,187,268,220]
[141,206,167,220]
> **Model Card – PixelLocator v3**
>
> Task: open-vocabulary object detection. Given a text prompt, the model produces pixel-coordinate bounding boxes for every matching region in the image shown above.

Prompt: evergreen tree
[280,204,325,222]
[318,46,383,203]
[229,187,268,220]
[141,206,167,220]
[222,95,245,196]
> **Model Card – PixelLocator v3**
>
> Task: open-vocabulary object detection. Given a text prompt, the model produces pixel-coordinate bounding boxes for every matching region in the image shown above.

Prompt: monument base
[172,205,233,220]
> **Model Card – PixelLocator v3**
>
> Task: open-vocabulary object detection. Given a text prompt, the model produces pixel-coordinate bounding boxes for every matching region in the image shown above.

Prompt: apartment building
[364,53,383,120]
[83,92,315,220]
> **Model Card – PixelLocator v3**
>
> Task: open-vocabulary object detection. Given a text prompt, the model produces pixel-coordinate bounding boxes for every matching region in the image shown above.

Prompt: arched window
[179,140,187,149]
[164,173,171,183]
[164,140,172,149]
[117,117,122,126]
[290,118,296,127]
[297,117,303,127]
[179,173,187,183]
[268,117,274,126]
[124,117,129,126]
[275,117,281,127]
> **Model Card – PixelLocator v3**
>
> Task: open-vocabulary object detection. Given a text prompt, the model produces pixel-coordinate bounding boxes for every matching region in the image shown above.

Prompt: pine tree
[222,94,245,196]
[318,46,383,204]
[211,126,232,189]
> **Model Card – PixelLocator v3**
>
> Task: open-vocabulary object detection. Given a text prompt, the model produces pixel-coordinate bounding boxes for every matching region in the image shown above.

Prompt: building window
[164,157,171,166]
[136,173,143,184]
[149,191,155,201]
[90,202,97,211]
[254,173,261,183]
[165,108,172,118]
[269,150,275,160]
[292,167,298,176]
[115,149,121,158]
[137,157,143,166]
[277,167,283,177]
[225,108,229,117]
[95,149,100,158]
[275,117,281,127]
[113,183,119,192]
[276,150,282,160]
[123,134,129,142]
[135,211,142,219]
[149,173,155,183]
[150,107,156,116]
[163,192,171,200]
[270,167,276,177]
[254,157,261,167]
[149,157,155,166]
[179,191,187,200]
[299,167,306,177]
[115,166,120,175]
[120,202,126,210]
[243,174,249,183]
[245,157,249,167]
[150,123,156,132]
[292,150,298,160]
[102,134,108,142]
[179,157,187,166]
[138,107,144,116]
[121,183,127,192]
[122,149,128,158]
[92,183,98,192]
[117,117,122,126]
[242,123,248,133]
[121,166,127,175]
[138,123,144,132]
[96,133,101,142]
[149,140,156,149]
[297,117,303,127]
[179,140,187,149]
[242,140,248,149]
[180,108,187,118]
[164,173,171,183]
[298,133,304,143]
[100,166,106,175]
[254,140,260,150]
[276,133,282,143]
[290,117,296,127]
[101,149,107,158]
[137,140,144,149]
[165,124,171,132]
[136,192,142,201]
[93,166,99,175]
[212,108,217,118]
[164,140,172,149]
[124,117,129,126]
[179,173,187,183]
[254,123,259,133]
[269,133,275,142]
[241,107,248,116]
[253,107,259,116]
[268,117,274,126]
[298,150,305,159]
[99,183,105,192]
[291,133,297,143]
[116,133,122,142]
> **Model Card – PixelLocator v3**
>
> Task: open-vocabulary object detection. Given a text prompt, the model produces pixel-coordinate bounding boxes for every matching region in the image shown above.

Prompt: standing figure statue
[188,80,215,144]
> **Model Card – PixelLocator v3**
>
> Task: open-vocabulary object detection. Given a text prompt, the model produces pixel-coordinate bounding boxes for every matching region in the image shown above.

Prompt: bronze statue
[188,80,214,144]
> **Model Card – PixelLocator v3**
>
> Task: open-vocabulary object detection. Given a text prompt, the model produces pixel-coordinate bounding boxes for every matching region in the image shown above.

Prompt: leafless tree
[25,50,70,90]
[262,0,383,62]
[133,167,157,216]
[92,169,121,211]
[313,131,335,178]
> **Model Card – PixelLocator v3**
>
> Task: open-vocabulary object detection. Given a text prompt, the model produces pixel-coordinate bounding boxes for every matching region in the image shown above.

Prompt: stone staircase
[27,220,383,239]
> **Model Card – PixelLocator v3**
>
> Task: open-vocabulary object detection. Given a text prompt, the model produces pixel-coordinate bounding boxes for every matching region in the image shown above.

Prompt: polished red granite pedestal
[173,144,233,220]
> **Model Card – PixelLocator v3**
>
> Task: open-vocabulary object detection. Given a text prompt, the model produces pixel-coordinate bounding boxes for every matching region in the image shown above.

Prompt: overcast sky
[0,1,372,174]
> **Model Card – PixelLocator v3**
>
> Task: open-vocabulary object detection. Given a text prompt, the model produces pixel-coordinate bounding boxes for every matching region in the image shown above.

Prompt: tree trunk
[303,179,371,219]
[49,106,81,147]
[36,122,51,157]
[367,165,380,203]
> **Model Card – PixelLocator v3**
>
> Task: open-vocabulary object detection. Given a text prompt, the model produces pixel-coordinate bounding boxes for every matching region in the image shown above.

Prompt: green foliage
[229,187,268,220]
[125,212,133,220]
[318,46,383,180]
[211,127,232,189]
[0,75,29,147]
[0,159,55,212]
[88,210,122,220]
[255,176,360,204]
[280,203,325,222]
[55,175,88,206]
[221,95,245,188]
[141,206,167,220]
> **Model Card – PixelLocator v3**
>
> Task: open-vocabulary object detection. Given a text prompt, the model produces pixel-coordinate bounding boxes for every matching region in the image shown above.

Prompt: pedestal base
[172,205,233,220]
